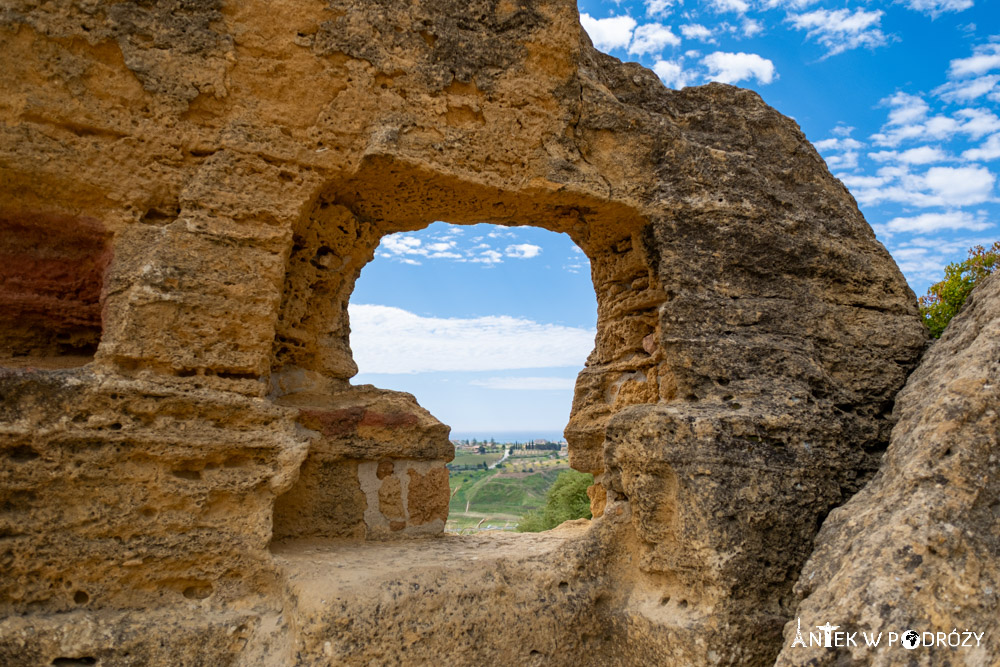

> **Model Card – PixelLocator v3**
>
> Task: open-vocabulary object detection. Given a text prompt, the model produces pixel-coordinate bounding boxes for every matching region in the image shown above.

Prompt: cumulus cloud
[825,151,859,170]
[883,92,929,126]
[469,377,577,391]
[850,165,996,207]
[814,137,864,151]
[838,174,891,189]
[949,42,1000,78]
[680,24,714,42]
[376,229,554,266]
[762,0,819,8]
[644,0,678,17]
[963,133,1000,161]
[934,74,1000,103]
[741,18,764,37]
[580,14,637,52]
[349,305,596,374]
[883,211,992,233]
[629,23,681,55]
[924,165,996,204]
[904,0,973,17]
[708,0,749,14]
[702,51,775,84]
[787,8,889,57]
[653,59,690,88]
[869,146,949,164]
[472,249,504,264]
[870,107,1000,147]
[505,243,542,259]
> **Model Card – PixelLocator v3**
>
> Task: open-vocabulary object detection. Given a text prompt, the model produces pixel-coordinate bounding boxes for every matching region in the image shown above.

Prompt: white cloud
[870,108,1000,147]
[949,43,1000,78]
[847,165,996,207]
[680,24,714,42]
[629,23,681,55]
[904,0,973,17]
[742,18,763,37]
[702,51,775,85]
[963,133,1000,161]
[505,243,542,259]
[349,305,596,374]
[472,249,504,264]
[838,174,891,188]
[814,137,864,151]
[934,74,999,102]
[580,14,637,52]
[884,211,992,233]
[762,0,819,7]
[708,0,749,13]
[644,0,677,17]
[869,146,949,164]
[382,235,423,255]
[923,165,996,204]
[825,151,859,170]
[380,234,463,261]
[788,8,888,57]
[955,108,1000,138]
[883,92,929,126]
[469,377,577,391]
[653,59,690,88]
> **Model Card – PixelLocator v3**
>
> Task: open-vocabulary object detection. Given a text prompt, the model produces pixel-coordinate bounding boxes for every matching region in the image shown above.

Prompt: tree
[516,470,594,533]
[477,445,485,454]
[919,242,999,338]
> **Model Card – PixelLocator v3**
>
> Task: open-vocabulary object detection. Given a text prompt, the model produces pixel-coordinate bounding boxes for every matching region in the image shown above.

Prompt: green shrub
[516,470,593,532]
[919,242,999,338]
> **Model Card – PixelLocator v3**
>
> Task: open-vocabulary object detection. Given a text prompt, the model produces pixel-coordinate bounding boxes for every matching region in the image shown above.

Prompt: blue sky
[352,0,999,433]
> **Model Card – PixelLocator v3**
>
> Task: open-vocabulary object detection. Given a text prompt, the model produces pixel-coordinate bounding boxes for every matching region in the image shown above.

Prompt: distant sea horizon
[449,429,566,443]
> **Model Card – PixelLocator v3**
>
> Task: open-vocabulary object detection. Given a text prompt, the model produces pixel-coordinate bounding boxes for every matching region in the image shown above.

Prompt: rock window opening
[270,220,599,540]
[0,212,111,370]
[349,222,598,534]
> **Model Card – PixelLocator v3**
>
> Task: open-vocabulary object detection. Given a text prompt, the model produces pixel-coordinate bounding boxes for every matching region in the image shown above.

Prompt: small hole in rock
[172,470,201,481]
[660,595,670,606]
[51,659,97,666]
[558,581,568,591]
[182,584,213,600]
[109,423,122,431]
[73,590,89,604]
[8,446,40,462]
[678,600,688,609]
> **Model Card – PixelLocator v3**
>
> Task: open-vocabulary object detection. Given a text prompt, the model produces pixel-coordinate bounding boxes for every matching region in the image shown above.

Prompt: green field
[446,461,570,533]
[449,452,503,468]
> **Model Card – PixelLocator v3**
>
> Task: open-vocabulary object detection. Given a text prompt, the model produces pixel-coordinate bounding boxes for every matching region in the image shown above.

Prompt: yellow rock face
[0,0,934,664]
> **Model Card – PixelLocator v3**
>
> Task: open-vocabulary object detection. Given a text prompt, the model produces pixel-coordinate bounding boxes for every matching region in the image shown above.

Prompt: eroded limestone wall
[0,1,929,664]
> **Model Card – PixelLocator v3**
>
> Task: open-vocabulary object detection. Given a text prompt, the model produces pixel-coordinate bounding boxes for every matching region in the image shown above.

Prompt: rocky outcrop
[0,0,930,664]
[776,273,1000,667]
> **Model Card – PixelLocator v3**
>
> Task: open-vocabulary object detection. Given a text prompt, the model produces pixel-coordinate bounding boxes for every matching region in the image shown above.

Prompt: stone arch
[266,156,660,540]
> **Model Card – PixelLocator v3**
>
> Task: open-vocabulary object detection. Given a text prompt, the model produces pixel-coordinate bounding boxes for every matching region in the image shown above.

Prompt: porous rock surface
[0,0,933,664]
[776,274,1000,667]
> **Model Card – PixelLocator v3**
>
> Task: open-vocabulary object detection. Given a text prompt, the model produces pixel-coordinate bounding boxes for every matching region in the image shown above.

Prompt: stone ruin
[0,1,996,665]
